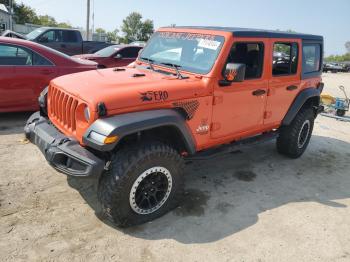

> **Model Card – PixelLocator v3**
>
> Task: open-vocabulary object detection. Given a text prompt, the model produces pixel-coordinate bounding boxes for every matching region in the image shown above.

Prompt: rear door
[264,39,302,125]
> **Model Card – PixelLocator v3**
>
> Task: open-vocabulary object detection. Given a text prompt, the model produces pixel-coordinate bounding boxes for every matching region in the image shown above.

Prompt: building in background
[0,4,10,33]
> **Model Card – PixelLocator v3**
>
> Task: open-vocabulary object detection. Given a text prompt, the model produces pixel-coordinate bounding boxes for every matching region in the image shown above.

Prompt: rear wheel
[336,109,346,117]
[277,107,315,158]
[98,141,184,227]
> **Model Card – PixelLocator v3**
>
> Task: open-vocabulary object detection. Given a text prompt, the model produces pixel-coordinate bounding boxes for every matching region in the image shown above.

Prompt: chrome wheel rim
[297,120,311,149]
[129,167,172,215]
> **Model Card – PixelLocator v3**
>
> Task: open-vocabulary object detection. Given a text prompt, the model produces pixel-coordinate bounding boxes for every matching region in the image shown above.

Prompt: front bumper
[24,112,105,177]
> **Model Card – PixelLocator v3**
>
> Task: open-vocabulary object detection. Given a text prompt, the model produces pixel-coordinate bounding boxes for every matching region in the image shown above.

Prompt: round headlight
[84,106,90,122]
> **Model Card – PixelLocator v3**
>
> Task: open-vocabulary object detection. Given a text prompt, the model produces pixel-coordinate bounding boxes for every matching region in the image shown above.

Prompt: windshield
[26,28,45,40]
[95,45,120,57]
[140,32,225,74]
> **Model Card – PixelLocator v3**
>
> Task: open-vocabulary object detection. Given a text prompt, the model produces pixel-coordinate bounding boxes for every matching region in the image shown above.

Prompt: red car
[73,45,142,68]
[0,37,97,113]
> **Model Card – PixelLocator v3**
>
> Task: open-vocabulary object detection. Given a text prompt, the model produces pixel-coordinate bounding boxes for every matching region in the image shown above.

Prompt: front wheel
[277,107,315,158]
[98,141,184,227]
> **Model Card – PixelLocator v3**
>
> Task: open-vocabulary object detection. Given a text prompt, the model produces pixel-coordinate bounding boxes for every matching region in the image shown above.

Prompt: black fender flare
[282,88,320,126]
[83,109,196,154]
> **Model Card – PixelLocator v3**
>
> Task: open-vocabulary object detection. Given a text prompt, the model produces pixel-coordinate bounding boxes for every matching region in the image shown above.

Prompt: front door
[264,39,302,125]
[211,40,269,139]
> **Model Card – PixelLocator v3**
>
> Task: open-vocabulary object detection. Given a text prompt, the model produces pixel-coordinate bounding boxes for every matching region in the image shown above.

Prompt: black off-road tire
[277,107,315,158]
[98,141,185,227]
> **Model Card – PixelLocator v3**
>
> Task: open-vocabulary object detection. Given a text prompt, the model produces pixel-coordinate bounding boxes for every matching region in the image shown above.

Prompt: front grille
[49,85,79,133]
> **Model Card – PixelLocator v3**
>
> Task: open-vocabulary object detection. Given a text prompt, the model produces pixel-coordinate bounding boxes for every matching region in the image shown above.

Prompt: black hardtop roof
[165,26,323,41]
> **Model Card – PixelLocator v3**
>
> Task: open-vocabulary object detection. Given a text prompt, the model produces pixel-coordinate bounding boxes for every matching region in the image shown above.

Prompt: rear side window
[0,44,32,65]
[32,53,53,66]
[303,44,321,73]
[118,47,142,58]
[62,31,79,42]
[273,42,298,76]
[226,42,264,79]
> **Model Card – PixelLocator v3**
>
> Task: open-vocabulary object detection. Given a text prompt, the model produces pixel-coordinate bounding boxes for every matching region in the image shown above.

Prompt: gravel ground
[1,73,350,262]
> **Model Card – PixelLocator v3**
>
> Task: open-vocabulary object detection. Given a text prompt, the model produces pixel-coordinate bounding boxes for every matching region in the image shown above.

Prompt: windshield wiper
[140,57,155,71]
[160,62,187,79]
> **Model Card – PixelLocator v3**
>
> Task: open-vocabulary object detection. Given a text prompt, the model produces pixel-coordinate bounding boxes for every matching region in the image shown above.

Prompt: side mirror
[115,54,122,59]
[219,63,246,86]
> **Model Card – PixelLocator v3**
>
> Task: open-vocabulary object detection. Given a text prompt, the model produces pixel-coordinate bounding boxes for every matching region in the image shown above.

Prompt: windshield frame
[139,31,225,75]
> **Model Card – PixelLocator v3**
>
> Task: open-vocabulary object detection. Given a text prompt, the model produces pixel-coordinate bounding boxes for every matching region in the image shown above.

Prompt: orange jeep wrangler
[25,26,324,227]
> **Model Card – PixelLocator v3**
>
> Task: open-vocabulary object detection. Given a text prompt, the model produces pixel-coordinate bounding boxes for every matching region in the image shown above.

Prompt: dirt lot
[1,73,350,262]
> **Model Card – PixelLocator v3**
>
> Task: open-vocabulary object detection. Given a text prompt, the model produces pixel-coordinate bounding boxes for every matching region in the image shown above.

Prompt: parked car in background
[23,27,114,56]
[73,45,143,68]
[323,62,343,73]
[0,37,97,112]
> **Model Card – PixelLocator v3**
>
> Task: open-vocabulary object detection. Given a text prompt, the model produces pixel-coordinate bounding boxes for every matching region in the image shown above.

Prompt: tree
[0,0,72,27]
[106,29,119,43]
[37,15,57,27]
[57,22,72,29]
[121,12,154,43]
[12,3,39,24]
[95,28,106,34]
[139,19,154,41]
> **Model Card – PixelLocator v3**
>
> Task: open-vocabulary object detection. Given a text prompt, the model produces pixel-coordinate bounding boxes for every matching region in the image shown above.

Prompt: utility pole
[86,0,90,40]
[9,0,13,30]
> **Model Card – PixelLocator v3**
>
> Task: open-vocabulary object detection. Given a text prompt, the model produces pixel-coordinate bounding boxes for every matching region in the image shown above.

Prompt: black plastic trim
[24,112,105,177]
[83,109,196,154]
[282,88,320,125]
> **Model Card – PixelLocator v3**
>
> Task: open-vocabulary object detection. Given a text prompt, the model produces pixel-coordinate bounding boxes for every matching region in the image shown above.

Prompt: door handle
[286,85,298,91]
[252,89,266,96]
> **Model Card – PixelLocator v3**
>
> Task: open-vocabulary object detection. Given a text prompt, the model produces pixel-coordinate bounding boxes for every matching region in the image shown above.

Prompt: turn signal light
[104,135,119,144]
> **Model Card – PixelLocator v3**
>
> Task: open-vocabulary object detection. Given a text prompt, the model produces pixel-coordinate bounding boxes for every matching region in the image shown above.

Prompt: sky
[21,0,350,56]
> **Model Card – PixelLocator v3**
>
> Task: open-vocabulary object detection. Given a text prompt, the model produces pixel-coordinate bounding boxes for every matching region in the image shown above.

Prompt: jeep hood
[50,67,209,112]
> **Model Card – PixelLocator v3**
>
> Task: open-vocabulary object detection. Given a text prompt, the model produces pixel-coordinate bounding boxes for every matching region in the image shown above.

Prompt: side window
[272,42,298,76]
[0,44,32,65]
[303,44,321,73]
[40,30,55,42]
[32,53,53,66]
[62,31,78,42]
[129,47,142,58]
[227,42,264,79]
[118,47,140,58]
